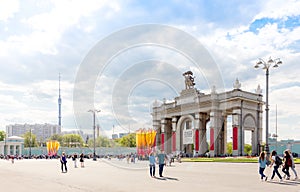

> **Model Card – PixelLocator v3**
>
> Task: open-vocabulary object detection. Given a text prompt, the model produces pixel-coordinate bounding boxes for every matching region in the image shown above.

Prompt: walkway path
[0,158,299,192]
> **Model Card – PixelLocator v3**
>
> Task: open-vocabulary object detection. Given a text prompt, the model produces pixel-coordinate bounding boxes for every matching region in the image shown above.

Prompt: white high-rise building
[6,123,61,142]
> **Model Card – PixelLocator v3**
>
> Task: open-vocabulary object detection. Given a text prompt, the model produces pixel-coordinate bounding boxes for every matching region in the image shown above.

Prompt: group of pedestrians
[148,150,168,178]
[258,149,298,182]
[60,152,85,173]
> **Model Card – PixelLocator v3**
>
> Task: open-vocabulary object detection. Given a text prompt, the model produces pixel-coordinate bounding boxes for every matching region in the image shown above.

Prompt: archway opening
[244,130,253,155]
[181,118,193,157]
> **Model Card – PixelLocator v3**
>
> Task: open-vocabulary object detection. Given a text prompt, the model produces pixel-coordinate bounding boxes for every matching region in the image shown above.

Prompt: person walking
[80,153,85,168]
[282,150,292,180]
[287,149,298,180]
[157,150,167,177]
[258,151,268,181]
[149,152,156,178]
[72,153,78,168]
[60,152,68,173]
[11,155,15,164]
[269,150,283,182]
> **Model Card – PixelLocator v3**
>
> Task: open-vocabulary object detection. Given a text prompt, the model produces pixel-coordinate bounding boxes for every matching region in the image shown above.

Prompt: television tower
[58,73,62,128]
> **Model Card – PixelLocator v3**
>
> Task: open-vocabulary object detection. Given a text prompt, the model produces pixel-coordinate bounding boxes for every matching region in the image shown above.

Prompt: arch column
[172,117,177,153]
[194,114,200,155]
[221,115,227,155]
[232,109,241,156]
[251,130,257,155]
[256,103,263,155]
[153,118,160,150]
[160,119,167,151]
[209,111,222,157]
[199,113,208,155]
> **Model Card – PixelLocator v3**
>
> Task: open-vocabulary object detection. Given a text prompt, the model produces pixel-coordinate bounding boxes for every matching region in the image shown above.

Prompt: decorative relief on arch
[243,114,256,129]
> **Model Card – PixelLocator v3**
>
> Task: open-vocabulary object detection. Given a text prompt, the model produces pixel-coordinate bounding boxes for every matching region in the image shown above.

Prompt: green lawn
[181,157,300,164]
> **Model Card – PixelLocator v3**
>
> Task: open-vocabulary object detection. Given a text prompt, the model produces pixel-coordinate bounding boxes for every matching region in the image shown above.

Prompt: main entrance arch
[152,73,263,157]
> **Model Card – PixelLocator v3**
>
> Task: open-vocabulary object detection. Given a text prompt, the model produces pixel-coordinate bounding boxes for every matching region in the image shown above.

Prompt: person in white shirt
[269,150,283,182]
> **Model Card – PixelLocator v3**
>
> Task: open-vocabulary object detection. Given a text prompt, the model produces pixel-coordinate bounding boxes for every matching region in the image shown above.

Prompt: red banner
[233,127,238,150]
[210,128,214,150]
[195,129,199,151]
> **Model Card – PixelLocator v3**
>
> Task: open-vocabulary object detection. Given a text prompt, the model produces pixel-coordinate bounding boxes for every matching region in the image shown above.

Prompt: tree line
[0,130,137,148]
[0,130,253,154]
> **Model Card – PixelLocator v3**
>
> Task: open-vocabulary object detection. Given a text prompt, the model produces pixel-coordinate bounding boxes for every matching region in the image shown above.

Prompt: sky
[0,0,300,142]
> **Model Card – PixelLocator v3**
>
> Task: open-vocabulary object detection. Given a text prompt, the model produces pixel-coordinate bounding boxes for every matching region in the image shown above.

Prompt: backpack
[286,157,292,167]
[275,156,283,166]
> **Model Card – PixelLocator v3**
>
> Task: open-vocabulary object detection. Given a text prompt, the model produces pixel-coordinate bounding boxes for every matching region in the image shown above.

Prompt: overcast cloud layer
[0,0,299,141]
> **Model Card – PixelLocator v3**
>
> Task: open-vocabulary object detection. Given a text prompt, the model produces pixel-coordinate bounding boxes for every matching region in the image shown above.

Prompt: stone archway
[176,115,195,156]
[243,114,259,155]
[152,73,263,157]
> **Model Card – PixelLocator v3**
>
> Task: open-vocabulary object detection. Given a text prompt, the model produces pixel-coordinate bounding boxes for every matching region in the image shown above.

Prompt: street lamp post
[254,56,282,159]
[88,109,101,161]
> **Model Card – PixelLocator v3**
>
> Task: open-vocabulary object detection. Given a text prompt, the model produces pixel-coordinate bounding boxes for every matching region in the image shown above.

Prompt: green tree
[0,131,5,141]
[117,133,136,147]
[244,144,252,155]
[62,134,84,147]
[227,142,233,155]
[23,131,38,148]
[49,134,64,144]
[88,136,113,147]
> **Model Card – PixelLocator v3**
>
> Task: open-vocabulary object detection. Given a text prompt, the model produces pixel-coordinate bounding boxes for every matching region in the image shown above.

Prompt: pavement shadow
[154,176,179,181]
[267,180,299,186]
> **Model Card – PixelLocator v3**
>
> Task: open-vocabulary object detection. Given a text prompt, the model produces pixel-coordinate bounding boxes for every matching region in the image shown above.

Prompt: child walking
[258,151,268,181]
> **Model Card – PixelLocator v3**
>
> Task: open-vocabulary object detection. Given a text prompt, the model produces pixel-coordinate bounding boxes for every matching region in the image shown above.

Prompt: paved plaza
[0,158,299,192]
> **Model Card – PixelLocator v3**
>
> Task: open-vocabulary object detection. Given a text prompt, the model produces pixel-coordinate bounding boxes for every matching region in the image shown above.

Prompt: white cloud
[0,0,19,21]
[254,0,300,20]
[1,0,121,55]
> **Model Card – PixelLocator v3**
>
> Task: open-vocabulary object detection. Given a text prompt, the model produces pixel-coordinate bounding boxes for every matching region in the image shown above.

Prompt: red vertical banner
[233,126,238,150]
[161,133,165,151]
[195,129,199,151]
[210,128,214,150]
[172,132,176,152]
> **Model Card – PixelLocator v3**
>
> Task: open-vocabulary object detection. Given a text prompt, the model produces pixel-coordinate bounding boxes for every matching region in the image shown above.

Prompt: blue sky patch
[249,16,300,34]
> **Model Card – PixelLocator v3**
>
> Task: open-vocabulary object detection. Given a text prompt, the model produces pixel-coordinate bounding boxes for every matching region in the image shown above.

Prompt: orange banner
[136,129,156,155]
[46,140,60,156]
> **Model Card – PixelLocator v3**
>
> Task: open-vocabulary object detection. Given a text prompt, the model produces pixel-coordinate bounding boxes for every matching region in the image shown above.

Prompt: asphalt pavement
[0,158,299,192]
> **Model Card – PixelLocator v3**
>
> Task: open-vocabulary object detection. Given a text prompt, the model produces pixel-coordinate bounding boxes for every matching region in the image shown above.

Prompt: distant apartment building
[6,123,61,142]
[119,132,129,138]
[112,134,119,139]
[111,133,129,139]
